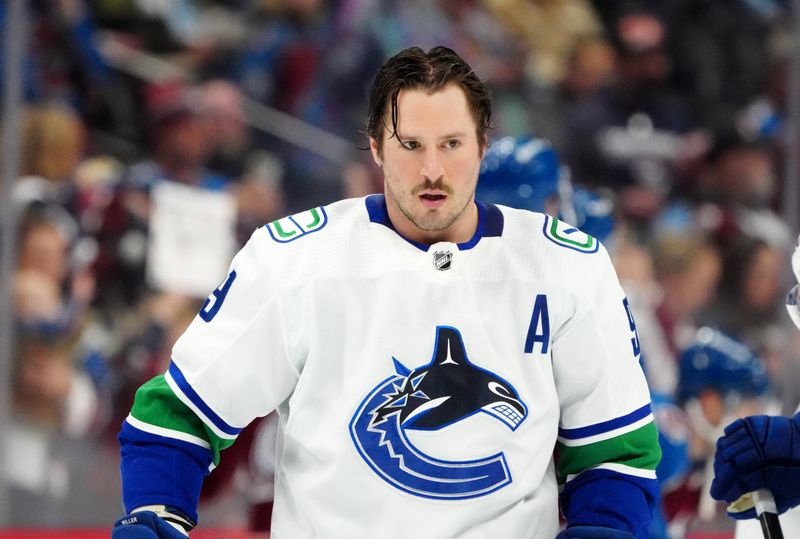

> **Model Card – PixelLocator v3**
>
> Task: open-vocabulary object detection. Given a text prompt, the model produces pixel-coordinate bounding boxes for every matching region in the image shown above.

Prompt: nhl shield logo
[433,251,452,271]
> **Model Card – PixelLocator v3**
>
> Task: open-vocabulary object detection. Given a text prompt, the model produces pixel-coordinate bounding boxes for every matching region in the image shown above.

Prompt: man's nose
[420,150,444,180]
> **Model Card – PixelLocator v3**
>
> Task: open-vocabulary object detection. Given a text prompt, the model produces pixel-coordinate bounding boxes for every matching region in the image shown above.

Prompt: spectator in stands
[13,104,87,216]
[635,235,722,396]
[128,80,227,191]
[702,237,788,360]
[562,8,694,228]
[93,80,226,307]
[659,328,772,535]
[201,79,252,181]
[481,0,604,89]
[15,207,95,339]
[199,79,287,238]
[695,136,792,251]
[6,210,99,526]
[562,38,616,101]
[5,335,97,525]
[534,36,617,153]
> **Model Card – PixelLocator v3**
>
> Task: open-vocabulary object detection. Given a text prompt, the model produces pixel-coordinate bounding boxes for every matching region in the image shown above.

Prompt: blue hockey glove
[710,413,800,518]
[556,526,635,539]
[112,510,190,538]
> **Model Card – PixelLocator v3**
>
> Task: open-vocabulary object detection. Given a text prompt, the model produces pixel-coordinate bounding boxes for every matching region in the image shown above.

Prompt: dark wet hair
[364,46,492,153]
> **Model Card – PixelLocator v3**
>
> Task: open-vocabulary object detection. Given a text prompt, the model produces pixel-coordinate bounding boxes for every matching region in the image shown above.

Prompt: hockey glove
[710,413,800,518]
[112,509,193,538]
[555,526,634,539]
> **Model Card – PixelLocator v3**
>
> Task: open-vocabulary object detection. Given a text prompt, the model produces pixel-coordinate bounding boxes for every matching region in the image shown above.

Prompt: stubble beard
[387,179,471,233]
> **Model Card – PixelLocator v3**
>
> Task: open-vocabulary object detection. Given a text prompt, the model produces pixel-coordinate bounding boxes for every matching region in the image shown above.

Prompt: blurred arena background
[1,0,800,537]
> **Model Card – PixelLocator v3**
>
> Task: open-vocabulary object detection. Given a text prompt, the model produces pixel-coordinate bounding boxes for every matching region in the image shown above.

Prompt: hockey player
[112,46,660,538]
[477,135,616,244]
[477,135,563,216]
[710,236,800,536]
[666,329,771,531]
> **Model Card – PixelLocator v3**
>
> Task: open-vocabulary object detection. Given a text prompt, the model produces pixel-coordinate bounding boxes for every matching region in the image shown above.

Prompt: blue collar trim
[365,194,503,251]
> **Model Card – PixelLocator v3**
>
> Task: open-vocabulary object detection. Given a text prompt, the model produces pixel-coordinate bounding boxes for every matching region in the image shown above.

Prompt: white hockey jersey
[122,195,660,538]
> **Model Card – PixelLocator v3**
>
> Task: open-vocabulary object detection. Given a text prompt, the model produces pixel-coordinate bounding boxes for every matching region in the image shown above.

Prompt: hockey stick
[753,489,784,539]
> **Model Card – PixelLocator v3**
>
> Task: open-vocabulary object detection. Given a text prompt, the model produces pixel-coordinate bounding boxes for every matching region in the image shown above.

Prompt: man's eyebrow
[394,131,467,140]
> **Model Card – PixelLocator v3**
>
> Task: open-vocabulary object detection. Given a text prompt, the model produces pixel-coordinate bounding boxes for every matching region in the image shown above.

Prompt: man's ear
[369,137,382,167]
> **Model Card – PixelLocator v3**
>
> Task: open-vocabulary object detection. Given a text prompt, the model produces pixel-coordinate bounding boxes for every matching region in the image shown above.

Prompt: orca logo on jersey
[349,326,527,500]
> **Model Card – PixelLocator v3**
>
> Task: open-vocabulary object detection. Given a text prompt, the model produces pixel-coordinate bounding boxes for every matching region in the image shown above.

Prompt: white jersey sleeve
[551,242,657,485]
[123,225,305,471]
[169,225,301,436]
[119,224,306,521]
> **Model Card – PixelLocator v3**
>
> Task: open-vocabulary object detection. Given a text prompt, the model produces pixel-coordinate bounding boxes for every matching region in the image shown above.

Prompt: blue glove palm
[112,511,188,539]
[556,526,634,538]
[711,414,800,518]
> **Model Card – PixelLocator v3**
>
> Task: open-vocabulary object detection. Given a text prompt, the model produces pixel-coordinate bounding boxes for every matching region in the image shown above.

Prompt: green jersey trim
[564,462,657,483]
[129,375,236,465]
[555,420,661,485]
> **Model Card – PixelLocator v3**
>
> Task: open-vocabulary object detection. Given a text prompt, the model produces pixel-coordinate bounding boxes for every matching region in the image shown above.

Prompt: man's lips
[419,192,447,209]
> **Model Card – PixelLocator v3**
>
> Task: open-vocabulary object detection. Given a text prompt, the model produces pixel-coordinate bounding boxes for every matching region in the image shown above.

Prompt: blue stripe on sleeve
[559,403,652,440]
[119,420,213,523]
[168,361,242,437]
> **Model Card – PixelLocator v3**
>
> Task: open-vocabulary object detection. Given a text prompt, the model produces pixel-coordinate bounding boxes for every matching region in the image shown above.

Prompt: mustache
[411,178,452,195]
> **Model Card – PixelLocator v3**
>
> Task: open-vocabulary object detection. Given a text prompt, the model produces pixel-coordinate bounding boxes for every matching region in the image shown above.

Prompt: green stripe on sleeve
[555,421,661,484]
[130,375,236,465]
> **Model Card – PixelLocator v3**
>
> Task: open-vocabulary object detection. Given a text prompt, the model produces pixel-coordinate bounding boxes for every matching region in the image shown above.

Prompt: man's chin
[411,216,455,234]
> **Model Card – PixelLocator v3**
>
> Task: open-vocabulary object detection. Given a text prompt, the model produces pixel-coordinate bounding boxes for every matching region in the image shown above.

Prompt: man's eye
[401,140,419,150]
[446,139,461,149]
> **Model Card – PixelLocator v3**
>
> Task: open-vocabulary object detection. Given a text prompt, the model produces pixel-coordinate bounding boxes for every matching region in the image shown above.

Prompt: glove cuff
[131,505,196,535]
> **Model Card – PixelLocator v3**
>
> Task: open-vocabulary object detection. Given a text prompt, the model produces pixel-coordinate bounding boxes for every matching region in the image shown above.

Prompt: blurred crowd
[2,0,800,537]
